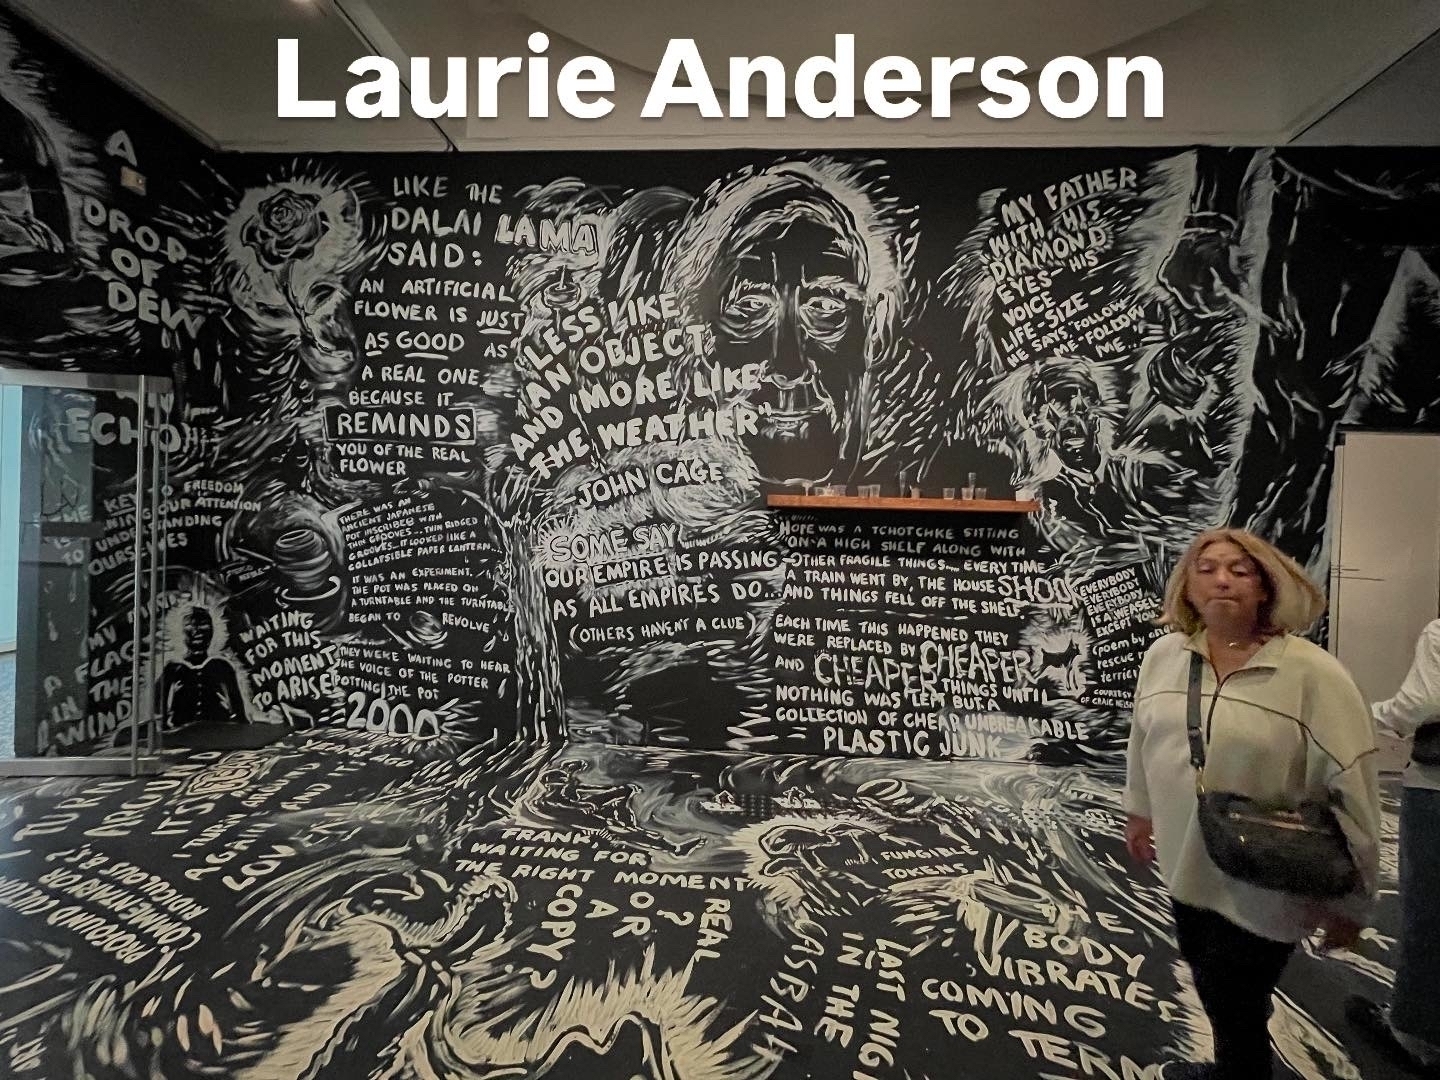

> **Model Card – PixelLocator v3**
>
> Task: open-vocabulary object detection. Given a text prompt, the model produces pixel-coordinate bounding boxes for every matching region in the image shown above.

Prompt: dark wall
[197,146,1440,765]
[0,8,212,755]
[5,9,1440,763]
[0,9,210,376]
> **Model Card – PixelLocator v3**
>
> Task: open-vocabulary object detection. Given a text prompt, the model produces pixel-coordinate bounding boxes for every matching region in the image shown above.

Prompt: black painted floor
[0,732,1408,1079]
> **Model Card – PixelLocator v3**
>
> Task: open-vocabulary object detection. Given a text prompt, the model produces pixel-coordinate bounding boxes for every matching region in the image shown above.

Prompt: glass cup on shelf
[942,486,957,500]
[858,483,880,499]
[908,485,923,498]
[823,484,847,496]
[973,486,988,499]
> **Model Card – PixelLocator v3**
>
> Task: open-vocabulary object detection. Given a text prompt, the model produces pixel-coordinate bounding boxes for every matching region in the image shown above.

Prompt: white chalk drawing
[0,740,1403,1078]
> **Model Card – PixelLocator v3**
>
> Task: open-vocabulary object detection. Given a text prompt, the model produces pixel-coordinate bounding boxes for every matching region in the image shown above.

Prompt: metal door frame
[0,366,172,777]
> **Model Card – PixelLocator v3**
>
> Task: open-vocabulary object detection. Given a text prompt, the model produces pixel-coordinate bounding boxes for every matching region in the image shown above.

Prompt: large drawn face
[1023,362,1106,474]
[711,213,867,484]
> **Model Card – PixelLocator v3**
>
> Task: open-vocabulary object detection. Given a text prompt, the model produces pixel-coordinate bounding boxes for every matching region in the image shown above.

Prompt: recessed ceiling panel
[509,0,1214,93]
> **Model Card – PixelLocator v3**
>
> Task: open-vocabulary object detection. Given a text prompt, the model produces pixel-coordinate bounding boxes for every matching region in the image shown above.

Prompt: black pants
[1393,787,1440,1047]
[1172,902,1297,1079]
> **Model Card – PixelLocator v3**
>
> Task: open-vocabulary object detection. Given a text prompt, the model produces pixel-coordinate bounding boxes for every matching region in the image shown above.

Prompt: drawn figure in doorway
[156,606,246,728]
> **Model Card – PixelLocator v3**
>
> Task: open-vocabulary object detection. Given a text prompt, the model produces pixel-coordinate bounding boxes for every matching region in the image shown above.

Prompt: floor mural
[0,732,1405,1079]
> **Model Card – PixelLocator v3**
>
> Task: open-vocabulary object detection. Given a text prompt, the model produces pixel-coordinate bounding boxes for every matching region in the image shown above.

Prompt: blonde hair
[1159,527,1325,636]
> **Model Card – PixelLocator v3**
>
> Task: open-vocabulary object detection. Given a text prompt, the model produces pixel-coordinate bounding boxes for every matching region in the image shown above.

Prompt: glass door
[0,367,171,776]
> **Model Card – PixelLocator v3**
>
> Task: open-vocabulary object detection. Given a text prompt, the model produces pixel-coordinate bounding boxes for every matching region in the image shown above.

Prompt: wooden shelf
[766,494,1039,513]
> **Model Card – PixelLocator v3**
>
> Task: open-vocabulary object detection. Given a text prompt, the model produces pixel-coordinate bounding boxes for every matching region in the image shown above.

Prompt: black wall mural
[0,6,215,759]
[0,10,1431,1076]
[0,10,209,378]
[190,143,1440,764]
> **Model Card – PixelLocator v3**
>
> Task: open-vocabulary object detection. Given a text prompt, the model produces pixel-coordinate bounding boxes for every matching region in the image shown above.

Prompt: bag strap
[1186,652,1207,778]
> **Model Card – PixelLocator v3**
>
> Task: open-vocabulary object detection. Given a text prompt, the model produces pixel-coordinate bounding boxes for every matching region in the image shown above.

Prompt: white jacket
[1372,617,1440,791]
[1125,631,1382,943]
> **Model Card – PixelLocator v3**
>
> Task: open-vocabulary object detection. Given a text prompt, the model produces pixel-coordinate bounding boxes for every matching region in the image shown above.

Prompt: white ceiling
[507,0,1212,92]
[6,0,1440,151]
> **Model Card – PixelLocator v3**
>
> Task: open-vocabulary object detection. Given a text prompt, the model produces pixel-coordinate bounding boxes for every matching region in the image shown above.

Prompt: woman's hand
[1125,814,1156,865]
[1307,906,1365,952]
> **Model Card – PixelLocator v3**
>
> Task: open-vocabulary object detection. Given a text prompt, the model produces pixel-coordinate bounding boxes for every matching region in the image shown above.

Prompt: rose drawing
[239,188,340,360]
[241,189,328,270]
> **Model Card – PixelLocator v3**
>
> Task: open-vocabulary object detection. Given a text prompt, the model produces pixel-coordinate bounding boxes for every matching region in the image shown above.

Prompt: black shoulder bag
[1186,653,1359,899]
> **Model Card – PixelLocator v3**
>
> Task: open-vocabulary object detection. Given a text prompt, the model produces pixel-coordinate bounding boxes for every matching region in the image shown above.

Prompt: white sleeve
[1373,621,1440,739]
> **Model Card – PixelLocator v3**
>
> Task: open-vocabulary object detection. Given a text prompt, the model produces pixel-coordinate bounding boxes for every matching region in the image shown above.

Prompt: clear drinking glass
[942,486,956,500]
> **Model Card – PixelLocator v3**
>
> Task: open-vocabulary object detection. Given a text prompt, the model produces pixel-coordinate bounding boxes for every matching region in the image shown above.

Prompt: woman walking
[1125,528,1383,1079]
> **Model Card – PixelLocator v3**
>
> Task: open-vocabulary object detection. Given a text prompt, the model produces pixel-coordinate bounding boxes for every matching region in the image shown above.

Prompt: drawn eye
[720,288,779,340]
[727,293,773,317]
[800,293,853,340]
[806,295,846,317]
